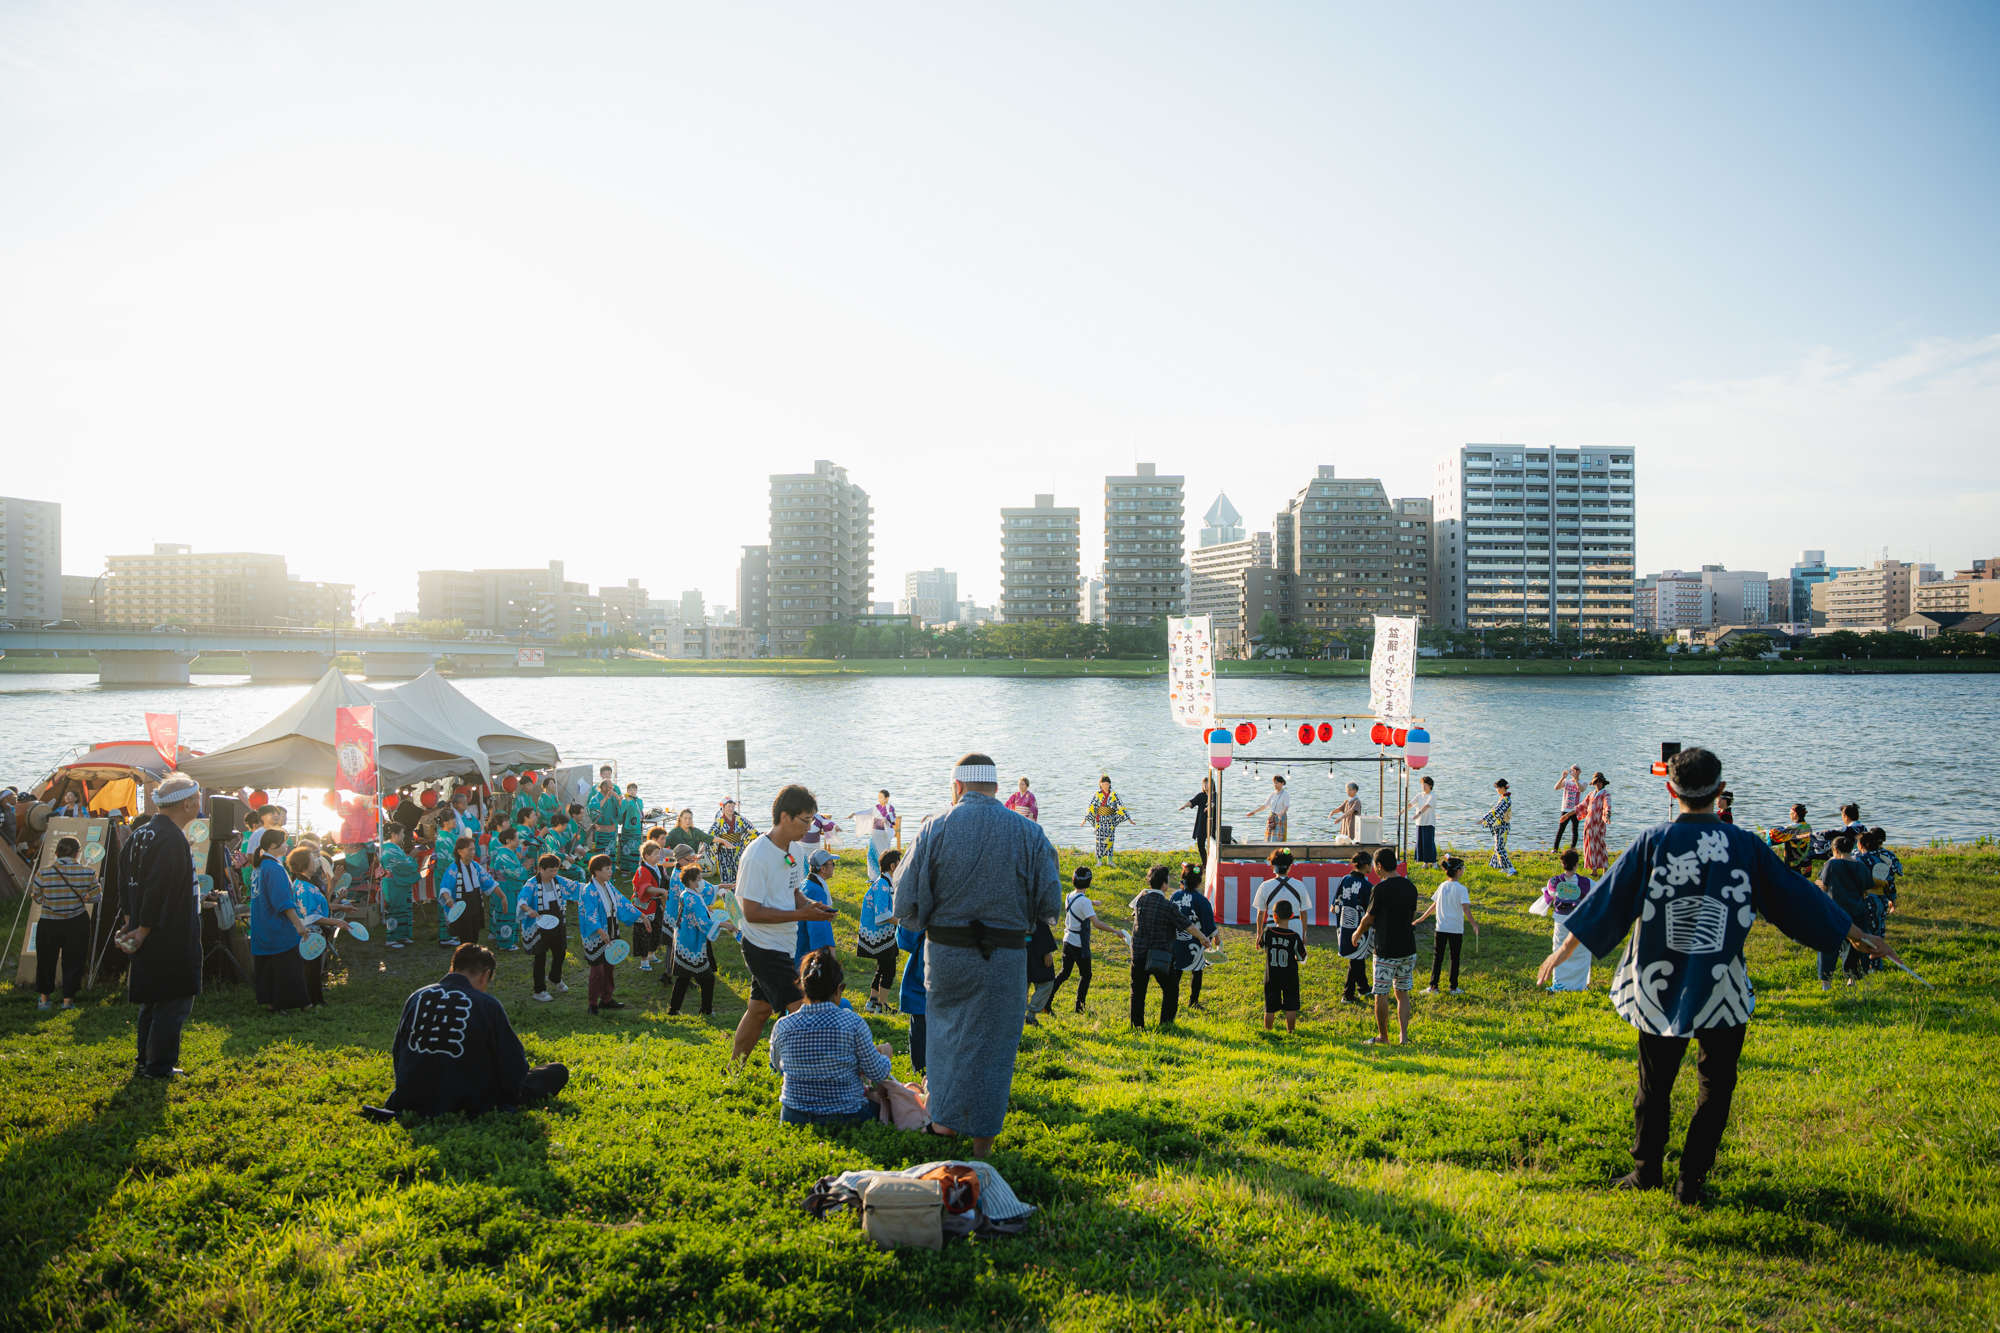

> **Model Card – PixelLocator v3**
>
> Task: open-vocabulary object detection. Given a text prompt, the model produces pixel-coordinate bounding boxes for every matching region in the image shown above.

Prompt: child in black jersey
[1262,900,1307,1032]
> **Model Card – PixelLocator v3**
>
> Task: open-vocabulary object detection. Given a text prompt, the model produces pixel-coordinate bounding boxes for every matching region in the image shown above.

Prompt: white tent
[180,668,490,791]
[380,670,559,773]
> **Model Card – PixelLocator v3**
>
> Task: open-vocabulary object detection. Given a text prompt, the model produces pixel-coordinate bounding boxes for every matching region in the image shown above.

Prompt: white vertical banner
[1369,615,1418,726]
[1166,615,1216,729]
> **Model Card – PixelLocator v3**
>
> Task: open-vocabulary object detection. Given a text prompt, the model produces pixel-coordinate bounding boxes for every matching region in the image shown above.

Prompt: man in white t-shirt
[1253,848,1309,939]
[1245,776,1291,843]
[1047,865,1099,1014]
[729,784,840,1062]
[1414,865,1476,994]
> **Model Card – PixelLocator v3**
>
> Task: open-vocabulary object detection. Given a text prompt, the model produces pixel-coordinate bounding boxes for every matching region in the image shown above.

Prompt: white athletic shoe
[553,982,569,994]
[532,991,553,1003]
[1450,987,1464,995]
[638,960,653,971]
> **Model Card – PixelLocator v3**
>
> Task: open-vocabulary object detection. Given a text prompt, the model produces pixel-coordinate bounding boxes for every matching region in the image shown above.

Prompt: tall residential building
[107,544,352,628]
[1914,578,2000,615]
[902,568,959,625]
[1000,495,1080,624]
[735,546,770,652]
[1811,559,1936,630]
[1077,572,1106,625]
[1277,467,1429,631]
[1189,531,1273,657]
[417,560,599,637]
[1198,493,1245,548]
[1104,463,1185,626]
[1787,550,1855,625]
[1431,445,1636,633]
[1701,566,1770,625]
[1635,569,1711,633]
[768,460,872,655]
[0,496,61,624]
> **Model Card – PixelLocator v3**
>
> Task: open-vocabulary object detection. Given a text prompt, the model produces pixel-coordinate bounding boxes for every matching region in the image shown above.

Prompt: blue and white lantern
[1208,727,1233,770]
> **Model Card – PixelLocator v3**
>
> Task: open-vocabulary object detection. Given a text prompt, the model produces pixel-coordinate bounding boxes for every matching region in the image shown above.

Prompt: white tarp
[380,670,559,773]
[1368,615,1418,727]
[1166,615,1217,730]
[179,669,489,791]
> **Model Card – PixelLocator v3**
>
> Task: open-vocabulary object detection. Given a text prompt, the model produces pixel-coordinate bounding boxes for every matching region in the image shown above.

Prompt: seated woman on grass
[769,949,892,1128]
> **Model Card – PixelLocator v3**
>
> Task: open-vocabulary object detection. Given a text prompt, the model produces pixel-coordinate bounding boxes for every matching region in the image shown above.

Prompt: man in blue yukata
[1538,746,1894,1207]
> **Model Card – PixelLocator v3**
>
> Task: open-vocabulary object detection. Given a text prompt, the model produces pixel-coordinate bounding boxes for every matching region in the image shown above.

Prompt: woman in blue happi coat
[439,836,497,948]
[794,848,840,965]
[579,853,646,1015]
[856,848,902,1013]
[668,863,722,1016]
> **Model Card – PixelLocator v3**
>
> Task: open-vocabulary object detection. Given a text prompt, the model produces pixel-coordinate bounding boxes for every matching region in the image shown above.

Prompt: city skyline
[3,3,1995,613]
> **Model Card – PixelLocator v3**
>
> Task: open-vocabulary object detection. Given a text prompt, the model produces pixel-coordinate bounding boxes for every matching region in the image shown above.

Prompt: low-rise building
[1913,578,2000,616]
[1894,611,2000,640]
[1811,559,1937,631]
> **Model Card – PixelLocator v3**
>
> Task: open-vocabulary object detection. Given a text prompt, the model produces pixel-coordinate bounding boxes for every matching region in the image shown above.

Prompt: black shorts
[1264,971,1300,1013]
[741,939,803,1010]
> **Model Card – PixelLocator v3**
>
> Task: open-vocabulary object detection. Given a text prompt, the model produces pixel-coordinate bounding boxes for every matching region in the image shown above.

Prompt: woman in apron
[1537,850,1595,991]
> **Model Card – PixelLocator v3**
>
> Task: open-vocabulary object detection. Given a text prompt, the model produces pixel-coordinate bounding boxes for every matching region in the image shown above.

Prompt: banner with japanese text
[1368,616,1418,727]
[1166,615,1216,730]
[334,705,377,796]
[144,712,179,768]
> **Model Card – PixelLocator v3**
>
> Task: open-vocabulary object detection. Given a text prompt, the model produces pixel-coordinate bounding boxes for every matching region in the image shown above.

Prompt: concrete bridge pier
[245,651,335,684]
[362,651,438,679]
[97,651,196,688]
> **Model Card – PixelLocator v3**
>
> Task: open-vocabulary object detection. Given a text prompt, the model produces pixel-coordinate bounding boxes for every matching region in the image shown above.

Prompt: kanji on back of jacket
[1563,815,1851,1038]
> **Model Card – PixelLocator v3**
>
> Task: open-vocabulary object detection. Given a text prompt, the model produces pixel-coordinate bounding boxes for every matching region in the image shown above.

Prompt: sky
[3,0,1996,615]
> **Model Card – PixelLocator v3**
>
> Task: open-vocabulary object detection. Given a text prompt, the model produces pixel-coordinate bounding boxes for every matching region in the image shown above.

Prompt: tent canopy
[180,669,493,792]
[380,670,558,773]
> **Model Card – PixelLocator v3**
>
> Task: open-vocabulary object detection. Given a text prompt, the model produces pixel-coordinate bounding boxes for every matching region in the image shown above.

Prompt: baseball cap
[806,848,838,871]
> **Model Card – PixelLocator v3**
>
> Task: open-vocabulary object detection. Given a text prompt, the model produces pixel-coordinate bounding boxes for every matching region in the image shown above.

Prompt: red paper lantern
[1317,722,1333,743]
[323,790,341,810]
[523,771,539,785]
[383,793,401,811]
[502,774,519,793]
[419,789,440,809]
[1234,722,1254,745]
[1297,723,1314,745]
[247,789,268,810]
[1393,728,1408,747]
[1370,723,1388,745]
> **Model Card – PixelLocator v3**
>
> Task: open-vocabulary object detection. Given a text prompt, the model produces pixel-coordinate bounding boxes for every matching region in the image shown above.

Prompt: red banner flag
[339,797,380,844]
[334,705,377,795]
[144,712,179,769]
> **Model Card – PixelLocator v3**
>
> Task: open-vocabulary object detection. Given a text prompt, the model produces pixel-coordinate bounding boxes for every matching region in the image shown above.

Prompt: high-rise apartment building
[1277,467,1429,631]
[107,544,351,628]
[768,460,872,655]
[1104,463,1185,626]
[417,560,598,637]
[1198,494,1245,548]
[1000,495,1080,624]
[0,496,61,624]
[736,546,769,651]
[1812,559,1936,630]
[1431,445,1635,633]
[902,568,959,625]
[1189,531,1273,657]
[1077,572,1106,625]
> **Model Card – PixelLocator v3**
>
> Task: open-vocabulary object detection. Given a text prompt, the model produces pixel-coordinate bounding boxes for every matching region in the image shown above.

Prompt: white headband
[954,764,998,784]
[1671,775,1724,800]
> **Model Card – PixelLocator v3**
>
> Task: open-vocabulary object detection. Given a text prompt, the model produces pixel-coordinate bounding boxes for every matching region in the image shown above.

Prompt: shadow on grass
[0,1071,170,1319]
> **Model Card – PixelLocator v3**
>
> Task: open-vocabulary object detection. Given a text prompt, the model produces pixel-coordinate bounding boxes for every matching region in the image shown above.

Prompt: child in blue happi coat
[857,848,902,1013]
[579,853,646,1016]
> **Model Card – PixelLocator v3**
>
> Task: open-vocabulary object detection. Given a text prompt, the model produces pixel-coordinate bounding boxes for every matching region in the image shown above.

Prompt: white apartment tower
[1103,463,1186,626]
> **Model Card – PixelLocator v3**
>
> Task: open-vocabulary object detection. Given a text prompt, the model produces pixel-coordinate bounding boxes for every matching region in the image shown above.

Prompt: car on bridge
[42,619,84,631]
[150,624,189,633]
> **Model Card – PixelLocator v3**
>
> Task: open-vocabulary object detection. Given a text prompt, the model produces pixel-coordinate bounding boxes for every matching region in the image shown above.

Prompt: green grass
[3,848,1997,1330]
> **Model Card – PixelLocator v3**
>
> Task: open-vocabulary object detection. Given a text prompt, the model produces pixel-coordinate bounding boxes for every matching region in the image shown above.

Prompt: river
[2,671,1994,850]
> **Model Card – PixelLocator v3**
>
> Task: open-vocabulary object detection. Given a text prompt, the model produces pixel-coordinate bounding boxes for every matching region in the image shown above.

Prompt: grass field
[2,846,1996,1331]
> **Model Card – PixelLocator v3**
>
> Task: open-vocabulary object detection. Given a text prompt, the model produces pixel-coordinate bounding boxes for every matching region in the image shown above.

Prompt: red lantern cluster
[1297,723,1314,745]
[1233,722,1256,745]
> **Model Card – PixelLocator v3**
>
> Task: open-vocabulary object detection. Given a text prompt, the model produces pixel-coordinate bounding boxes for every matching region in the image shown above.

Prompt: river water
[2,671,1994,850]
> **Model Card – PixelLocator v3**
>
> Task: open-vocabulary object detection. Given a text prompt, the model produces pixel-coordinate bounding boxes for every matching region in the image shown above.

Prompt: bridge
[0,626,563,686]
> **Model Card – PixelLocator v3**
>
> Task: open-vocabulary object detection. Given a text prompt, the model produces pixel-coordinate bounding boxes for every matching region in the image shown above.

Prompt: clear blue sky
[3,0,1995,610]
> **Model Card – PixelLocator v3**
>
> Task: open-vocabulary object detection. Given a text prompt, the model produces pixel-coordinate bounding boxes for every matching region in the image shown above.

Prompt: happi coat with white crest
[893,790,1061,1138]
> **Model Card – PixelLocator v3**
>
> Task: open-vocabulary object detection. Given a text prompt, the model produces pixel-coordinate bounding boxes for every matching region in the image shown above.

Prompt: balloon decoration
[1297,723,1315,746]
[1233,722,1256,745]
[419,789,440,809]
[247,789,269,810]
[1317,722,1333,743]
[383,793,401,811]
[1207,727,1233,770]
[1405,726,1431,770]
[502,774,519,793]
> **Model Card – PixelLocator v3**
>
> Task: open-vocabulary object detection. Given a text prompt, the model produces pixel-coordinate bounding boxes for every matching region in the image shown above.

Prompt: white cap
[155,774,201,805]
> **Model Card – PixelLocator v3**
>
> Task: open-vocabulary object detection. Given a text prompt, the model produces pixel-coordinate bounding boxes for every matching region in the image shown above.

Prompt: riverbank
[2,844,1993,1330]
[5,653,1995,680]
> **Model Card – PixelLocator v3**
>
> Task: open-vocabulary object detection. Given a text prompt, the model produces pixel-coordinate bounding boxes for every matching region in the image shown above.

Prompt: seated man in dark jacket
[374,944,567,1118]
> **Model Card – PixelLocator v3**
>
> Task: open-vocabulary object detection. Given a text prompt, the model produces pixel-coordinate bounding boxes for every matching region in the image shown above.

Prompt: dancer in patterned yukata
[1538,747,1893,1207]
[708,800,757,889]
[1082,776,1135,865]
[1478,779,1515,875]
[1580,773,1612,874]
[895,752,1062,1158]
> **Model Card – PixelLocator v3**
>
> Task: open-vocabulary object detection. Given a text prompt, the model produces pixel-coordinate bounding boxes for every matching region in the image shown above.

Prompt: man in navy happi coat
[1540,746,1893,1206]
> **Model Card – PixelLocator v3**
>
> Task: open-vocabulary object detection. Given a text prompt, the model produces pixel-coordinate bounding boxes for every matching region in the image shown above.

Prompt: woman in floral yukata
[1478,779,1515,875]
[708,799,757,890]
[1083,776,1135,865]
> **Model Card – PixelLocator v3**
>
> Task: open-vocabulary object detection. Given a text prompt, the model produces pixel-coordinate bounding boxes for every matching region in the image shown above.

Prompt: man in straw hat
[1538,746,1896,1207]
[893,752,1061,1157]
[116,772,207,1080]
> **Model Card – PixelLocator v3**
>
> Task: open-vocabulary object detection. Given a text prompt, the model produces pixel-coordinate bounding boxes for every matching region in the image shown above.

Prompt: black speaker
[391,800,425,832]
[208,795,245,843]
[726,740,746,771]
[1661,741,1681,763]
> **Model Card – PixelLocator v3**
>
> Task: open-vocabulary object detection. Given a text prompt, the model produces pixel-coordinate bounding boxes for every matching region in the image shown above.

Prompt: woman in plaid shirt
[769,949,892,1127]
[31,836,100,1010]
